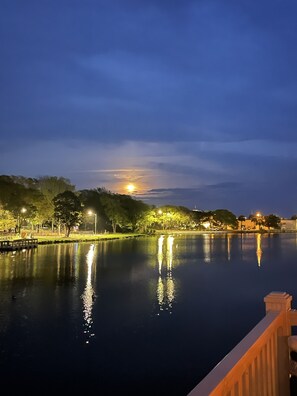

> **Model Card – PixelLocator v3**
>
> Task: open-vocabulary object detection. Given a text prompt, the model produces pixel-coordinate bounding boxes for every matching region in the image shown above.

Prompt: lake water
[1,233,297,395]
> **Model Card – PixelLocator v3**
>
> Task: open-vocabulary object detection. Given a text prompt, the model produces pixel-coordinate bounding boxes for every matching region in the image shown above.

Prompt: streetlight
[255,212,262,231]
[88,210,97,235]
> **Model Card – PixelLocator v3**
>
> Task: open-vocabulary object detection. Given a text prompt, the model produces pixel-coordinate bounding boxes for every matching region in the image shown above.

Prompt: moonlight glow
[126,183,136,193]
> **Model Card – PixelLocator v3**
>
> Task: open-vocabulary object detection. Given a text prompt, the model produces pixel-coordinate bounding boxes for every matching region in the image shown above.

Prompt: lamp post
[255,212,262,230]
[157,209,164,230]
[88,210,97,235]
[17,207,27,234]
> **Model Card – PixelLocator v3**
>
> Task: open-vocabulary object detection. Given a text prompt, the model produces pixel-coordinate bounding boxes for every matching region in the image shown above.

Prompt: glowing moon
[126,183,136,193]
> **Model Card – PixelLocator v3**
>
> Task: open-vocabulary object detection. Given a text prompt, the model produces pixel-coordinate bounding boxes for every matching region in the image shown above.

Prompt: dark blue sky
[1,0,297,216]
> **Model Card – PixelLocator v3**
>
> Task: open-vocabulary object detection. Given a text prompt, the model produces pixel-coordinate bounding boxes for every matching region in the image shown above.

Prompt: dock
[0,239,38,252]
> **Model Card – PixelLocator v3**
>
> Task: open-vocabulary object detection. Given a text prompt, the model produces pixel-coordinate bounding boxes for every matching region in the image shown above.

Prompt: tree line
[0,175,290,236]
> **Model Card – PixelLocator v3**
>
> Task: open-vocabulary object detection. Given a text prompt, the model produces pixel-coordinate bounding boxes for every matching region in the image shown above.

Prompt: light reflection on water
[156,235,176,314]
[81,244,96,343]
[256,233,262,267]
[227,234,231,261]
[203,234,211,263]
[199,232,264,265]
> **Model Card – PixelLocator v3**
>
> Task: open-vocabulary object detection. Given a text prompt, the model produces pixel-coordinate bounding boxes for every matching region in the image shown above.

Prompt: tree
[192,210,213,230]
[100,193,128,233]
[137,209,162,232]
[37,176,75,229]
[0,206,16,231]
[158,206,193,230]
[264,214,281,230]
[249,213,265,230]
[0,175,45,231]
[53,191,83,236]
[10,175,38,189]
[116,194,150,231]
[212,209,238,230]
[79,188,150,233]
[0,175,28,211]
[37,176,74,198]
[137,205,194,232]
[79,188,110,232]
[238,215,246,230]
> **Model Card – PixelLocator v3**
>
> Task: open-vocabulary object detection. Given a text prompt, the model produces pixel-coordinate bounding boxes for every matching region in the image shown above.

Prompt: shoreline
[2,229,296,247]
[1,233,146,246]
[155,229,296,235]
[36,233,146,245]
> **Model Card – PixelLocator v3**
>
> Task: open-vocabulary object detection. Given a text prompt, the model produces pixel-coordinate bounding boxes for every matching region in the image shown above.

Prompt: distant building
[238,218,297,231]
[238,219,257,230]
[280,219,297,231]
[238,219,272,231]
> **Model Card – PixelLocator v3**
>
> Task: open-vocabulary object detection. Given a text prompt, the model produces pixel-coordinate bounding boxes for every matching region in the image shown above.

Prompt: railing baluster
[249,360,253,395]
[272,330,278,396]
[267,336,273,396]
[264,344,269,395]
[259,349,264,395]
[255,356,261,395]
[242,370,248,396]
[248,363,254,396]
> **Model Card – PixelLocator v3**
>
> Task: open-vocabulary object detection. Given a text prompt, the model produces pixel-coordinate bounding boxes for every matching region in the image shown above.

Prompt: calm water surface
[1,233,297,395]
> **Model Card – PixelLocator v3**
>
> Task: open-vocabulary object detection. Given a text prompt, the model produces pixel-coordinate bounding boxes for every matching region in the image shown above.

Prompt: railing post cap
[264,291,291,300]
[264,291,292,312]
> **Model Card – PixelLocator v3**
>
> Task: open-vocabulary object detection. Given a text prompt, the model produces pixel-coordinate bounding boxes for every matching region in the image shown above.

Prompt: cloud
[2,0,297,145]
[139,181,242,201]
[1,0,297,216]
[0,134,296,216]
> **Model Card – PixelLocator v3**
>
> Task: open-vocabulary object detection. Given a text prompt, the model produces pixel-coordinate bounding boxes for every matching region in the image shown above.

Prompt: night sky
[1,0,297,217]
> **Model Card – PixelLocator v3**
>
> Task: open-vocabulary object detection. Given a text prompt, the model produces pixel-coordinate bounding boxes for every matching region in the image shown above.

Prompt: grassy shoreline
[3,233,146,245]
[37,233,147,245]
